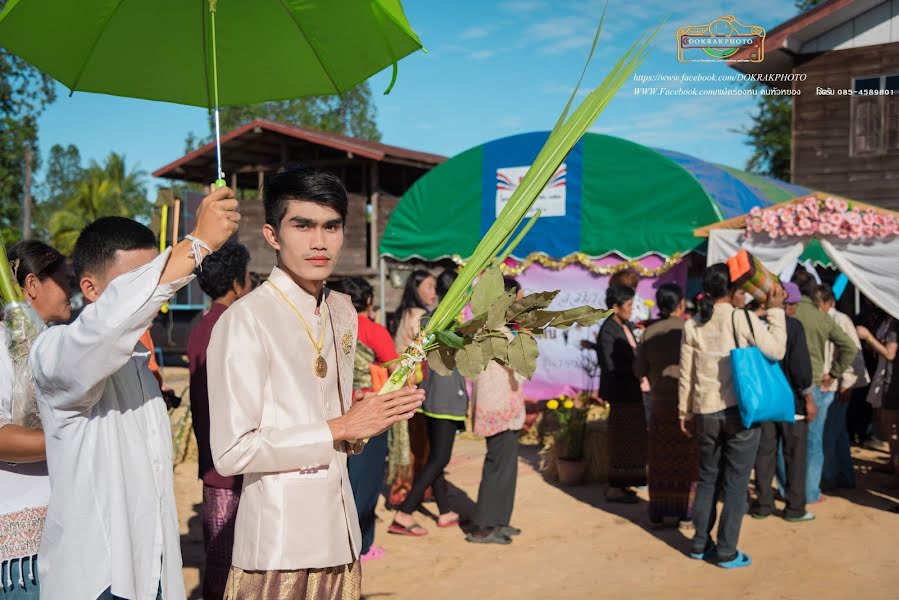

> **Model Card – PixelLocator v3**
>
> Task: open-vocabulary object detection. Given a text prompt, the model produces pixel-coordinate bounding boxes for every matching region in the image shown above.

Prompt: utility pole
[22,145,33,240]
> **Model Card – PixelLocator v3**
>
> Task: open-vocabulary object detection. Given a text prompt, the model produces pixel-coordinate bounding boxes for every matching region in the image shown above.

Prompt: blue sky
[35,0,804,192]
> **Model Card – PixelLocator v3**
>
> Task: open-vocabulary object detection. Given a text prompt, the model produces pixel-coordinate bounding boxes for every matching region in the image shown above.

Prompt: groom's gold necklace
[266,280,329,378]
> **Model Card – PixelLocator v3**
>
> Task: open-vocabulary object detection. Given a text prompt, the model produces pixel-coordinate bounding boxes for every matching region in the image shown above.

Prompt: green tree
[742,0,828,180]
[186,82,382,149]
[48,152,150,254]
[32,143,84,239]
[743,90,794,180]
[0,0,57,243]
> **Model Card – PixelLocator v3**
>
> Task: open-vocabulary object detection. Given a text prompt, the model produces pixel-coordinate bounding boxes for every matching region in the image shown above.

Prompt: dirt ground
[164,366,899,599]
[174,436,899,600]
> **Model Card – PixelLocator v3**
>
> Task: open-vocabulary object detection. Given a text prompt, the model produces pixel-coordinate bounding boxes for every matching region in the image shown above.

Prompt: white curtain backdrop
[708,229,807,277]
[821,237,899,321]
[707,229,899,319]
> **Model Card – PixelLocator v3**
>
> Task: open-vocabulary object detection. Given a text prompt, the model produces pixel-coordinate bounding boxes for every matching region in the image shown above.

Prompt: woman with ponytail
[635,283,697,526]
[677,263,787,569]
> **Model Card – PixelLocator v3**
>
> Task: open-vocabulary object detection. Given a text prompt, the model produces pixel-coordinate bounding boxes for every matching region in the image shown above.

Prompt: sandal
[388,521,428,537]
[465,529,512,545]
[717,551,752,569]
[436,518,459,528]
[360,546,386,562]
[688,543,716,561]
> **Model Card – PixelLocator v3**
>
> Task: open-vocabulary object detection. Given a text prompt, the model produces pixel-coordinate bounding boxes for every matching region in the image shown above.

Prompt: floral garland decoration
[747,196,899,241]
[452,251,683,277]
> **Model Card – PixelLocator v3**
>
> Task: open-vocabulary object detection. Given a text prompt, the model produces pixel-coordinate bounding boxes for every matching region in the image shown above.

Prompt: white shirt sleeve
[30,249,193,413]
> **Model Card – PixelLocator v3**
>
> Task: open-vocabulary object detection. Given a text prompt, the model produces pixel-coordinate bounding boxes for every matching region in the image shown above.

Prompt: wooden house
[150,120,444,358]
[729,0,899,210]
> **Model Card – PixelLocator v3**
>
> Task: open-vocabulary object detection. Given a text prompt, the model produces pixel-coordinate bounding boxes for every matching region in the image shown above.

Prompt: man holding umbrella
[30,187,239,600]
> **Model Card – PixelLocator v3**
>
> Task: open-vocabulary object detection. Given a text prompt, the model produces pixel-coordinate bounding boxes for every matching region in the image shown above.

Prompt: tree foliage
[0,0,57,243]
[48,152,149,254]
[186,82,381,152]
[742,0,829,180]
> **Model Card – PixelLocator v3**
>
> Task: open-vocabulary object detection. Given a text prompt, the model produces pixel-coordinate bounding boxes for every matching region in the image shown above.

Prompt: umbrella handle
[210,0,225,190]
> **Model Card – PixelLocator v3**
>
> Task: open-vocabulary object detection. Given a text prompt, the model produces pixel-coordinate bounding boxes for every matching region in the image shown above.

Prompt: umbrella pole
[209,0,225,188]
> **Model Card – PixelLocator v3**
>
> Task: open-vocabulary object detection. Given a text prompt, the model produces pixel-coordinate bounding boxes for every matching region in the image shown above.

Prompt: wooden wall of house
[792,42,899,210]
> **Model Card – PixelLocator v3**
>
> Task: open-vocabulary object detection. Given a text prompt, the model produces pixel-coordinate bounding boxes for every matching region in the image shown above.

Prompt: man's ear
[80,274,100,303]
[262,224,281,252]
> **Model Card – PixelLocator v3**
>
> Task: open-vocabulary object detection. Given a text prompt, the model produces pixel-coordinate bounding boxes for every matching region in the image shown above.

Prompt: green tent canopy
[380,131,831,265]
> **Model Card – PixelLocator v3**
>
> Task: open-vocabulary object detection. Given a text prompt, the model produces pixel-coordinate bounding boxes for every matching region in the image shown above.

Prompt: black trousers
[399,416,457,515]
[474,429,519,529]
[691,408,760,562]
[754,420,807,518]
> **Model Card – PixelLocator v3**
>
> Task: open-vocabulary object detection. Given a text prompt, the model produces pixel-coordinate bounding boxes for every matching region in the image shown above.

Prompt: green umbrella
[0,0,423,184]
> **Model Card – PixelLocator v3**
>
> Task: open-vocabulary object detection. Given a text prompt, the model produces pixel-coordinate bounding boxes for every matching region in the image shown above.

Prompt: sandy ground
[174,435,899,600]
[164,366,899,599]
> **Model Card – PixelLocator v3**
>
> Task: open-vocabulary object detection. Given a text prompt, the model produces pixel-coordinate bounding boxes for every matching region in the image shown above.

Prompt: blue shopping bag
[730,310,795,429]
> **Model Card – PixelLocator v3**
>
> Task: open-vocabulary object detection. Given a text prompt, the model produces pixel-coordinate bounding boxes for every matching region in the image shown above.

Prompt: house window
[851,75,899,156]
[887,75,899,150]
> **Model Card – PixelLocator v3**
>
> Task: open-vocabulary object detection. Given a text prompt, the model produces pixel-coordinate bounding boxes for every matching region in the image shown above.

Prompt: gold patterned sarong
[224,561,361,600]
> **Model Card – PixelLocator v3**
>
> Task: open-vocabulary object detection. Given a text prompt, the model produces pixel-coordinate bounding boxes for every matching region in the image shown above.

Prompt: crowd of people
[0,166,530,600]
[1,166,897,599]
[594,262,897,569]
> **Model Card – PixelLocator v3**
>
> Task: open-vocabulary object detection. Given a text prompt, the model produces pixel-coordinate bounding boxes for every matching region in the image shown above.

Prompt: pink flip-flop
[361,546,386,562]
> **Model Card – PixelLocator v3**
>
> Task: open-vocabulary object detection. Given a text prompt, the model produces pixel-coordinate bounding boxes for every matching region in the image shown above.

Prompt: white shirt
[0,324,51,563]
[30,250,191,600]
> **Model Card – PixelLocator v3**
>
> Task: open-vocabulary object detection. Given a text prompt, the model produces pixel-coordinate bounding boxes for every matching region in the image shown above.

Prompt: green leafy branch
[421,267,610,380]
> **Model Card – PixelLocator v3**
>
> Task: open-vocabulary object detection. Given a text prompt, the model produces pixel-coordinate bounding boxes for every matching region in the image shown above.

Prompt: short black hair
[72,217,157,278]
[503,276,521,295]
[7,240,66,286]
[606,284,635,309]
[814,284,835,306]
[196,242,250,300]
[335,276,373,312]
[264,167,348,230]
[436,269,457,299]
[791,268,817,299]
[656,283,684,319]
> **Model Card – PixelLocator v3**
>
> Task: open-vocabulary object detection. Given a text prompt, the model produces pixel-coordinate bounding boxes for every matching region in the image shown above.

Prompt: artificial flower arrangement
[747,195,899,241]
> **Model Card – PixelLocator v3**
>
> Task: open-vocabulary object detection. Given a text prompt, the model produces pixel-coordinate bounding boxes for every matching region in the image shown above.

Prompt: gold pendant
[314,354,328,378]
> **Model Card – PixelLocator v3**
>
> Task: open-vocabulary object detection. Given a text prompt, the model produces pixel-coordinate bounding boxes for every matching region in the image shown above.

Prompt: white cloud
[500,115,524,129]
[541,82,592,97]
[591,97,754,154]
[461,26,490,40]
[528,16,584,39]
[500,0,547,13]
[470,49,496,60]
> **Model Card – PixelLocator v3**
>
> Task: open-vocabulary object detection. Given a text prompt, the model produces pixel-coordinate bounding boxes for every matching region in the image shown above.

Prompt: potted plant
[548,395,588,485]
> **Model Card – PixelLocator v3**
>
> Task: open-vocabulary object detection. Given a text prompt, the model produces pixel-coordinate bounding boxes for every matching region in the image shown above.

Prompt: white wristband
[184,235,213,270]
